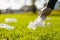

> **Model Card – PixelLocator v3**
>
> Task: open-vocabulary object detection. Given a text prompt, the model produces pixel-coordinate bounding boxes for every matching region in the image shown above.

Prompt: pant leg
[40,7,52,17]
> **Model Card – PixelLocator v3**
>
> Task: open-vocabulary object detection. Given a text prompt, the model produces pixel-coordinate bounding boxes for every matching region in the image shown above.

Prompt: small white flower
[47,22,51,26]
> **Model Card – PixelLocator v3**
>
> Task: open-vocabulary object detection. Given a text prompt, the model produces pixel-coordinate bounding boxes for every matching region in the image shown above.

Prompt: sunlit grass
[0,11,60,40]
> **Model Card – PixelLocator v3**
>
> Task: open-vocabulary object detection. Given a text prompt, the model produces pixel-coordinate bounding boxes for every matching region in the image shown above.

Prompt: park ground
[0,11,60,40]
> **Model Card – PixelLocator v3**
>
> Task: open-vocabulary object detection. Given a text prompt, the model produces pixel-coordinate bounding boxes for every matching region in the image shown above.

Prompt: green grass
[0,12,60,40]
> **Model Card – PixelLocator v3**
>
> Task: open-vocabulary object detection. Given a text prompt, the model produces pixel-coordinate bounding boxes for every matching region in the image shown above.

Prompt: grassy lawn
[0,11,60,40]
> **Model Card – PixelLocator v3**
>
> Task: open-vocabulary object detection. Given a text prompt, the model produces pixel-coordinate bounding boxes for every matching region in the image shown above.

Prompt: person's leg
[32,7,53,26]
[33,0,58,23]
[28,0,58,30]
[28,7,53,30]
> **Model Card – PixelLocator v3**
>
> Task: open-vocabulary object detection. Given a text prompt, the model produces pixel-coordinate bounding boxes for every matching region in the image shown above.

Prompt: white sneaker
[37,21,45,27]
[28,21,45,30]
[28,16,45,30]
[28,21,36,30]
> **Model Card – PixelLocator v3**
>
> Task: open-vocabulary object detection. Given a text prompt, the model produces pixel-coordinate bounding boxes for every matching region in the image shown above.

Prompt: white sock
[34,16,45,23]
